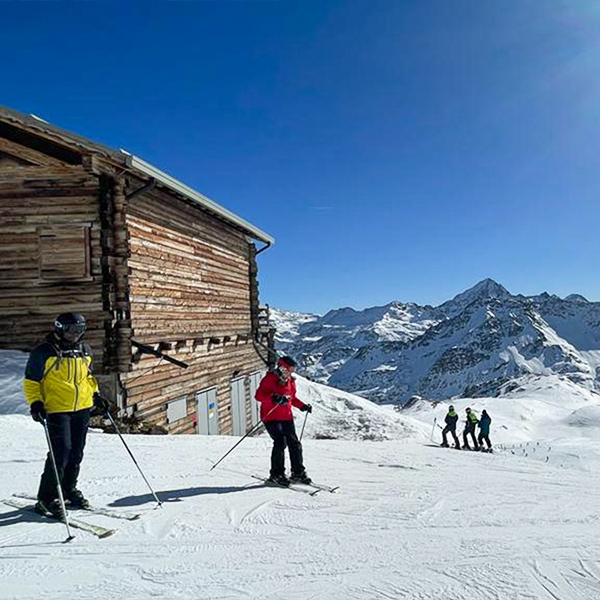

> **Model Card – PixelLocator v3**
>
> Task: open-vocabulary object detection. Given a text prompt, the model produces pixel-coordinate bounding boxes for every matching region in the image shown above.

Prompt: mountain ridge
[272,279,600,405]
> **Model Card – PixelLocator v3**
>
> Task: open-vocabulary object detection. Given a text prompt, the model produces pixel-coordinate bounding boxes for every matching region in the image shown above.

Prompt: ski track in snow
[531,558,600,599]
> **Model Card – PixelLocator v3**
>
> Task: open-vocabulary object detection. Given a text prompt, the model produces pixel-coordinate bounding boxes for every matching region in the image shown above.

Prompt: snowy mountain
[273,301,441,384]
[269,308,317,344]
[437,277,512,318]
[272,279,600,405]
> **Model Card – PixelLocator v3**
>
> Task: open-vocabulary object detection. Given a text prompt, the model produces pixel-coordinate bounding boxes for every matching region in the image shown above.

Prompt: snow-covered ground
[0,350,28,415]
[2,357,600,599]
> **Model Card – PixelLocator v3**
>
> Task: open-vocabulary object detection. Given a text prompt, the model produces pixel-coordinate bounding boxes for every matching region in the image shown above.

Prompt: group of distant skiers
[441,405,492,451]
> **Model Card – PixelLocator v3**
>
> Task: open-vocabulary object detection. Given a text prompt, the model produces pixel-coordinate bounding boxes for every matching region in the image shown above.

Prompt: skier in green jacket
[441,405,460,449]
[462,407,480,451]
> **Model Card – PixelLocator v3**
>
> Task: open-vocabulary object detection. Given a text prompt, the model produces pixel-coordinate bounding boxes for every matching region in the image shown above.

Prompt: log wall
[98,175,132,374]
[0,164,108,366]
[123,187,266,434]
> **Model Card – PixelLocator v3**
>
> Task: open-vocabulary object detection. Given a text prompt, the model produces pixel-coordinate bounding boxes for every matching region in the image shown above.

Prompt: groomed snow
[1,366,600,599]
[0,350,28,415]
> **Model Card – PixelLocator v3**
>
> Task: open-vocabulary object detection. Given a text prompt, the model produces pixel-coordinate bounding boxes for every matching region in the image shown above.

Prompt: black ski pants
[38,409,91,503]
[264,420,305,478]
[463,425,479,450]
[478,433,492,449]
[442,425,460,448]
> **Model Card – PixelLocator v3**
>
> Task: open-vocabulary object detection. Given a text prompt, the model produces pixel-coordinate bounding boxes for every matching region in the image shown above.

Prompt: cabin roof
[0,106,274,245]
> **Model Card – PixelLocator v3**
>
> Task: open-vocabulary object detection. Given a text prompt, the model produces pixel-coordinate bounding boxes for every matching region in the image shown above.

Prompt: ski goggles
[56,322,86,336]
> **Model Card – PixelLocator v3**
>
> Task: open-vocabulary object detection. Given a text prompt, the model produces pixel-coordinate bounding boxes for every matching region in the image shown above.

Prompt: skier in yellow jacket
[24,313,107,517]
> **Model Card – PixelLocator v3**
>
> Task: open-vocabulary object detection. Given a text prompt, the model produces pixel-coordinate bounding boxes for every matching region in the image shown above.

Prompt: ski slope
[1,371,600,599]
[0,350,28,415]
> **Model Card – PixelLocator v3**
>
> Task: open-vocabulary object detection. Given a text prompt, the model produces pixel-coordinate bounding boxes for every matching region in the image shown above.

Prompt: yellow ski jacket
[24,334,98,414]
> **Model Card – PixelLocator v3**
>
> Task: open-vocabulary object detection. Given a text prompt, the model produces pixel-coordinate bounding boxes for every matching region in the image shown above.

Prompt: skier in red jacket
[255,356,312,486]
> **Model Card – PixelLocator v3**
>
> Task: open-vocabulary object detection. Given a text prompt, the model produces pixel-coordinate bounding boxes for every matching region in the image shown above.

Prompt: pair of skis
[426,443,494,453]
[2,493,141,539]
[251,475,339,496]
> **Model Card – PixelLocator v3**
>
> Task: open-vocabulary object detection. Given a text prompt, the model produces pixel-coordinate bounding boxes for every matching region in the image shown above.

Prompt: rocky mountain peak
[454,278,511,302]
[437,278,511,318]
[565,294,589,304]
[272,279,599,406]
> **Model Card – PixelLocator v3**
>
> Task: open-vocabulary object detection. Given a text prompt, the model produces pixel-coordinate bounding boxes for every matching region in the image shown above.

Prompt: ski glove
[93,392,110,413]
[272,394,289,405]
[30,401,46,423]
[300,404,313,413]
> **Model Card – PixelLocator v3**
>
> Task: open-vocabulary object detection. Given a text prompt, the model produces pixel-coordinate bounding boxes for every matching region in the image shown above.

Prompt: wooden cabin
[0,106,277,434]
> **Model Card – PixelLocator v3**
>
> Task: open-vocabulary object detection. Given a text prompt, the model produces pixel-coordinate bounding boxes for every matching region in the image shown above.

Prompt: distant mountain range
[271,279,600,405]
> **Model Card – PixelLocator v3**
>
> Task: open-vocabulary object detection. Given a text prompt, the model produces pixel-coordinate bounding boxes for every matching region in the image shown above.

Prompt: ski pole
[42,418,75,543]
[105,411,162,507]
[430,417,437,441]
[299,410,309,442]
[210,404,279,471]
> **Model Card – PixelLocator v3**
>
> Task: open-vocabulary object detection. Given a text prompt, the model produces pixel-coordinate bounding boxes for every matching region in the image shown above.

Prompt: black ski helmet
[54,312,86,340]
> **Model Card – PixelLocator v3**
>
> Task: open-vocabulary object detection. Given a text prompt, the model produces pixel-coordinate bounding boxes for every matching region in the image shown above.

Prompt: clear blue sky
[2,1,599,314]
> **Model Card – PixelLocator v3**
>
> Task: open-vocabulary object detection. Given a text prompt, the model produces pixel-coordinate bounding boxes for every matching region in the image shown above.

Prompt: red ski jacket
[255,371,307,422]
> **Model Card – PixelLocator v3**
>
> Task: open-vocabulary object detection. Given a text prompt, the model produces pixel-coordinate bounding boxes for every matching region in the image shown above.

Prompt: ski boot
[267,474,290,487]
[65,489,90,509]
[440,442,449,448]
[290,471,312,485]
[34,499,66,520]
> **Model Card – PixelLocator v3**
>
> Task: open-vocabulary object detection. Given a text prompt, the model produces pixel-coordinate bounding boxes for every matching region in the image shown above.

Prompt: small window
[39,225,90,280]
[167,396,187,423]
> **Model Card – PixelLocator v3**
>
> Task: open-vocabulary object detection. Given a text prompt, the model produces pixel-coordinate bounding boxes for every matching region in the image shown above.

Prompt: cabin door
[196,387,218,435]
[230,377,247,436]
[248,371,265,426]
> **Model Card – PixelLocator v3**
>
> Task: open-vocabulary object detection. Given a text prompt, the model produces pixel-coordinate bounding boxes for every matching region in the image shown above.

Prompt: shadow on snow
[110,484,265,507]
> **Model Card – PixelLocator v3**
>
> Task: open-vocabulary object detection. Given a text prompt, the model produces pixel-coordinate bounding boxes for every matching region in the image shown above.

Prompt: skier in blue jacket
[477,409,492,451]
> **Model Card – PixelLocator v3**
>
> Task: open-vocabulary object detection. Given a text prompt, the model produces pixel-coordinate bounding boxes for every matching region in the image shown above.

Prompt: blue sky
[2,1,599,314]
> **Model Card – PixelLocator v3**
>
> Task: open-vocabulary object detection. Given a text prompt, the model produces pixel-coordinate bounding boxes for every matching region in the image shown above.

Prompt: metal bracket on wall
[131,339,189,369]
[126,177,156,200]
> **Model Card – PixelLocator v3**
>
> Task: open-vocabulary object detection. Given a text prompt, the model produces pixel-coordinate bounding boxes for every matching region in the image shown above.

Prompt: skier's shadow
[110,484,264,507]
[0,509,80,549]
[0,507,46,528]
